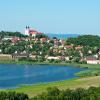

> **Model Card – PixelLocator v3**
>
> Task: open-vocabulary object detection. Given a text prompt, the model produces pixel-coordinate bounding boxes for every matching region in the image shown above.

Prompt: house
[47,56,60,60]
[11,37,20,44]
[29,54,37,60]
[88,50,92,54]
[3,36,13,40]
[64,45,73,49]
[12,53,29,60]
[59,56,65,61]
[0,54,13,61]
[85,56,97,60]
[87,60,100,64]
[40,38,47,42]
[75,46,83,50]
[65,56,70,61]
[85,56,100,64]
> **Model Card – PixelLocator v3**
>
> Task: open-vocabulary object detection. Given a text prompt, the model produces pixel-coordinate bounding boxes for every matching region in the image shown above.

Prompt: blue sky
[0,0,100,35]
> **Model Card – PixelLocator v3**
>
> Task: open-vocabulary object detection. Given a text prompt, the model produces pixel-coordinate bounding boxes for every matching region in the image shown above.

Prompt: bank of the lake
[7,76,100,98]
[0,60,100,69]
[76,69,100,77]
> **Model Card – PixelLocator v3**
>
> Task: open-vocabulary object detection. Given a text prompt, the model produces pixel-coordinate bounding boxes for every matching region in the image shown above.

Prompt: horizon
[0,0,100,35]
[0,30,100,36]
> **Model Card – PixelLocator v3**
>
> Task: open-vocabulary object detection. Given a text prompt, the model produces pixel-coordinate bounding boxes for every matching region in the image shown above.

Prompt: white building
[47,56,60,60]
[24,26,42,37]
[87,60,100,64]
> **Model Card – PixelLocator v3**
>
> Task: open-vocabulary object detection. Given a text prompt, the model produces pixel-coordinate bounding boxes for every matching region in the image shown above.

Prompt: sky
[0,0,100,35]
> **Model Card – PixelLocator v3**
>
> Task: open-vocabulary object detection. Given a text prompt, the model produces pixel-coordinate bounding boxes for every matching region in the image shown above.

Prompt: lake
[0,64,86,89]
[46,33,79,39]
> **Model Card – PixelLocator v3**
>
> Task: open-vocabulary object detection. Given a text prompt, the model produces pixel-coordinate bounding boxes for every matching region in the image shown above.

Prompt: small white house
[47,56,60,60]
[3,36,13,40]
[65,57,70,61]
[87,60,100,64]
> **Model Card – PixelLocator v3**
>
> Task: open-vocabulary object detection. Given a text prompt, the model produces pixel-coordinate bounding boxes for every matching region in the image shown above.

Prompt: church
[24,26,42,37]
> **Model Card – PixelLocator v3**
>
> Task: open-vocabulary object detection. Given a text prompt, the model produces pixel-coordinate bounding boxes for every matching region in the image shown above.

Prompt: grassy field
[76,69,100,77]
[3,76,99,98]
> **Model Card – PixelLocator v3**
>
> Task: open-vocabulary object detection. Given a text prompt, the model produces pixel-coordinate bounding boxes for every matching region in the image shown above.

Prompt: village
[0,27,100,64]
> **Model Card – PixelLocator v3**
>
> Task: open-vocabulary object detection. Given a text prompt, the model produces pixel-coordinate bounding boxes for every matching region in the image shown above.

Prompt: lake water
[46,33,79,39]
[0,64,86,89]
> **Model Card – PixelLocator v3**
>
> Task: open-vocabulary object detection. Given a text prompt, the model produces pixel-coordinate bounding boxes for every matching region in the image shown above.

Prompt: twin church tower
[24,26,42,37]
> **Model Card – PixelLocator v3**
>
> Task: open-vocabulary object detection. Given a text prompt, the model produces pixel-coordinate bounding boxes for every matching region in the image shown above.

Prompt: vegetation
[76,69,100,77]
[0,34,99,63]
[35,34,48,39]
[0,31,26,38]
[1,86,100,100]
[0,60,99,69]
[67,35,100,47]
[0,91,28,100]
[32,86,100,100]
[11,76,100,98]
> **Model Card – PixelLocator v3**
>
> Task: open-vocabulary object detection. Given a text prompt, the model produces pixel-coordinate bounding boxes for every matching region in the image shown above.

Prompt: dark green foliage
[36,34,48,39]
[67,35,100,47]
[32,87,100,100]
[0,31,26,38]
[0,91,29,100]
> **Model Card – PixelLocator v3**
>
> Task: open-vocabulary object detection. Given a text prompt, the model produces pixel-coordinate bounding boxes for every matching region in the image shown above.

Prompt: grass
[76,69,100,77]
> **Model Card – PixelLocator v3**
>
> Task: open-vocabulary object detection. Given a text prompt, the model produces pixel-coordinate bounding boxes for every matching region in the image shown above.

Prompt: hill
[0,31,26,38]
[67,35,100,47]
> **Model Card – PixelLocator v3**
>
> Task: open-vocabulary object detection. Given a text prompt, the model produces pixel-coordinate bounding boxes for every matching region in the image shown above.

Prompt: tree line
[67,35,100,47]
[0,91,28,100]
[0,31,26,38]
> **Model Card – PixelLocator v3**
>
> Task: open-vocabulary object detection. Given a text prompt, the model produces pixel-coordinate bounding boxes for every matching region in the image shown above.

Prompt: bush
[32,87,100,100]
[0,91,29,100]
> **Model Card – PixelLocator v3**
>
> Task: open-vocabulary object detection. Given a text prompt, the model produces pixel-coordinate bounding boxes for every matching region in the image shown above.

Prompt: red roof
[40,38,47,42]
[37,32,42,34]
[87,60,100,62]
[29,30,37,34]
[11,37,20,43]
[75,46,83,50]
[29,29,42,34]
[66,45,73,49]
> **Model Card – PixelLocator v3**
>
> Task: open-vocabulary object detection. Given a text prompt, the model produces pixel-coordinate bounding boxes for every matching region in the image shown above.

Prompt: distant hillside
[0,31,26,38]
[67,35,100,47]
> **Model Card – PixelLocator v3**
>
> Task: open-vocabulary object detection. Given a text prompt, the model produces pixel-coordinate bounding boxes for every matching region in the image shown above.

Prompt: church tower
[25,26,30,36]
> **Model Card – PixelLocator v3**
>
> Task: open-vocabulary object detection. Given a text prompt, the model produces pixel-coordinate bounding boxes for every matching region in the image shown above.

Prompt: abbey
[25,26,42,37]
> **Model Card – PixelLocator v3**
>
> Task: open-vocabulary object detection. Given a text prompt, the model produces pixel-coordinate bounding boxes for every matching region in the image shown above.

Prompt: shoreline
[0,60,100,69]
[5,76,100,98]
